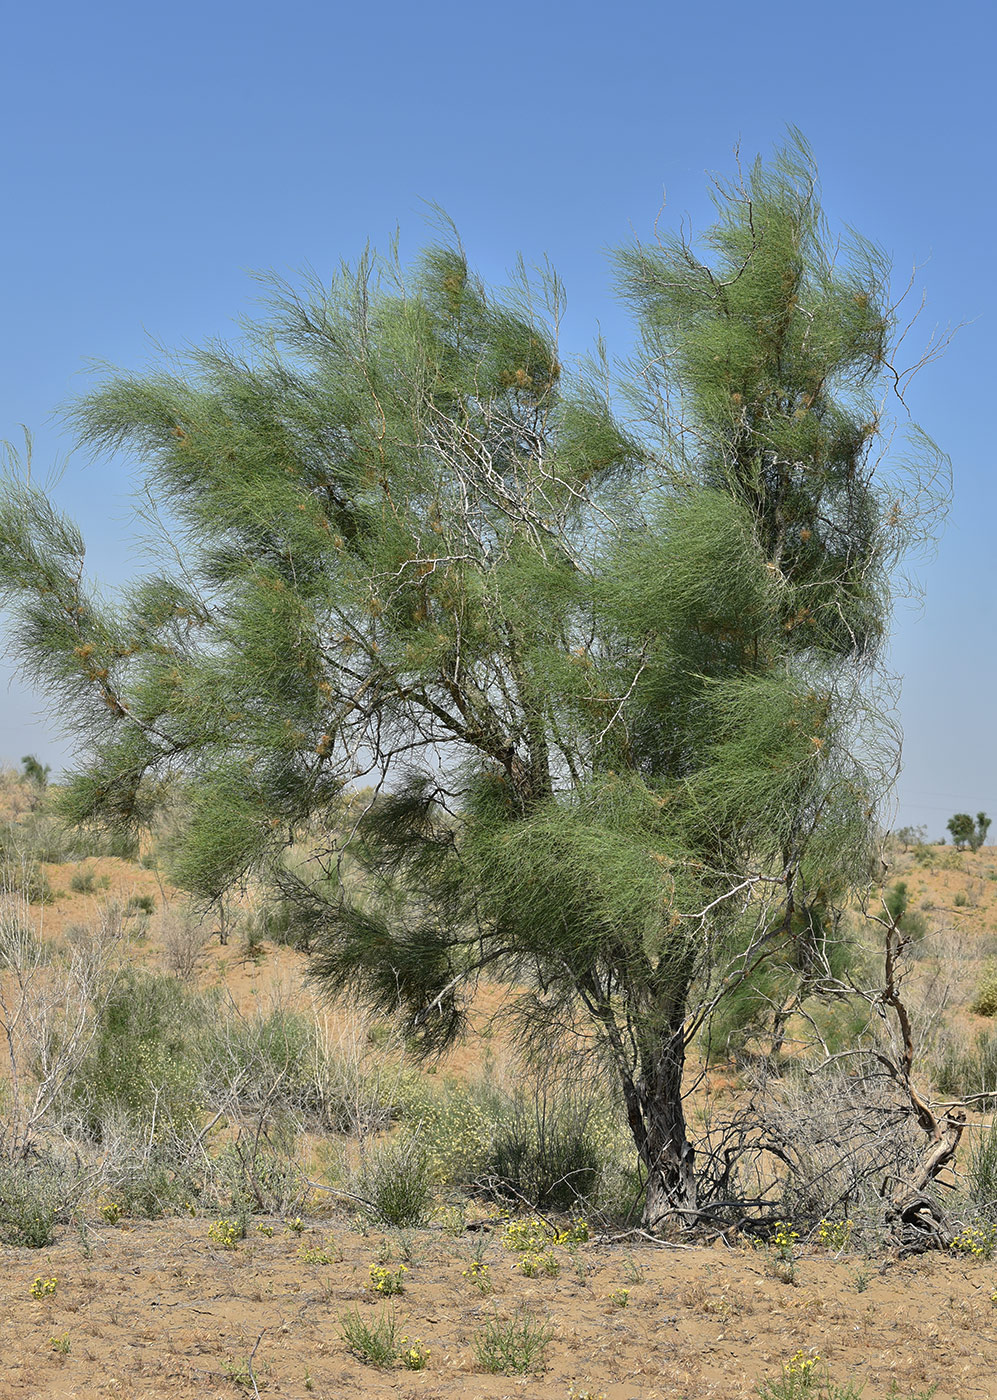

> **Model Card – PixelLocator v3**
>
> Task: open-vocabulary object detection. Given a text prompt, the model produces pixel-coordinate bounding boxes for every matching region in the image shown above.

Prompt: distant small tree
[894,824,927,853]
[948,812,990,852]
[20,754,49,789]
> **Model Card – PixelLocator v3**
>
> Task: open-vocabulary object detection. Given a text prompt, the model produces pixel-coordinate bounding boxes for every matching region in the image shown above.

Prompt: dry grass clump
[159,902,211,980]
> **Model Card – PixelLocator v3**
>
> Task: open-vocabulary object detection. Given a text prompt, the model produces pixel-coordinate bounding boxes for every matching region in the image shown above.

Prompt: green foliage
[20,754,50,788]
[948,812,991,852]
[968,1123,997,1222]
[211,1130,310,1217]
[69,865,109,894]
[933,1030,997,1098]
[338,1305,398,1367]
[755,1353,864,1399]
[62,967,211,1139]
[469,1076,611,1210]
[972,965,997,1018]
[0,137,944,1224]
[473,1307,554,1374]
[356,1135,434,1227]
[0,1162,62,1246]
[401,1068,630,1213]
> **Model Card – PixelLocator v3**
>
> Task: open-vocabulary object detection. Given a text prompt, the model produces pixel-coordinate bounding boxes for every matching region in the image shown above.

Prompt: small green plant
[622,1250,646,1284]
[502,1216,557,1253]
[972,964,997,1017]
[50,1334,71,1355]
[70,867,97,894]
[256,1222,275,1238]
[221,1357,253,1388]
[462,1258,494,1294]
[127,893,156,915]
[0,1180,58,1247]
[208,1217,246,1250]
[299,1239,338,1265]
[568,1389,607,1400]
[851,1266,872,1293]
[358,1136,434,1228]
[608,1287,630,1308]
[399,1336,430,1370]
[951,1223,996,1259]
[369,1263,406,1295]
[516,1249,559,1278]
[473,1307,554,1375]
[756,1355,856,1400]
[767,1220,799,1282]
[284,1216,305,1234]
[815,1217,852,1251]
[30,1276,58,1299]
[339,1304,398,1367]
[98,1201,122,1225]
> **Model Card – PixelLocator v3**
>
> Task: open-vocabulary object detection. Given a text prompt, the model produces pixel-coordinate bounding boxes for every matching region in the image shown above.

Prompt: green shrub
[70,826,140,861]
[972,964,997,1017]
[0,847,55,904]
[339,1305,398,1367]
[0,1162,65,1247]
[110,1151,202,1219]
[62,968,212,1139]
[357,1135,434,1227]
[934,1030,997,1098]
[211,1131,309,1217]
[484,1087,603,1209]
[202,1007,323,1121]
[127,894,156,916]
[473,1307,553,1374]
[246,896,317,953]
[68,862,98,896]
[968,1123,997,1222]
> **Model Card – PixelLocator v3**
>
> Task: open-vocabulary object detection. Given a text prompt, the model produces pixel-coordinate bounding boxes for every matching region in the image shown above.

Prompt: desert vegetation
[0,140,988,1397]
[0,769,994,1395]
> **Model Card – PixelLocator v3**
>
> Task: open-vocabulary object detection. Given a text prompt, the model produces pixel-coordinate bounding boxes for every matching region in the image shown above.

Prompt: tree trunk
[634,1034,698,1229]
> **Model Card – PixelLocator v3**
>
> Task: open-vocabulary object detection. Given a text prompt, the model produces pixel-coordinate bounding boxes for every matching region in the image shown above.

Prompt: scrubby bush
[211,1131,310,1217]
[355,1134,434,1227]
[971,964,997,1018]
[934,1031,997,1099]
[214,1009,318,1113]
[0,831,54,904]
[0,1160,68,1247]
[479,1081,606,1210]
[967,1122,997,1222]
[159,903,211,980]
[61,968,212,1140]
[69,866,108,894]
[108,1148,203,1219]
[407,1067,630,1214]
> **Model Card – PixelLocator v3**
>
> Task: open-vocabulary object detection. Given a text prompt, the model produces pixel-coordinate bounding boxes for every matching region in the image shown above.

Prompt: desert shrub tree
[0,138,944,1226]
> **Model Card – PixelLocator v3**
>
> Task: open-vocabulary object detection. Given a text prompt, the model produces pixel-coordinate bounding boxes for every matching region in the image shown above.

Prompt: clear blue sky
[1,0,993,837]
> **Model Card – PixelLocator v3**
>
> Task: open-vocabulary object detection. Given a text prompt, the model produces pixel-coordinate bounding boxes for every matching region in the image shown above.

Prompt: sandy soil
[2,1214,990,1400]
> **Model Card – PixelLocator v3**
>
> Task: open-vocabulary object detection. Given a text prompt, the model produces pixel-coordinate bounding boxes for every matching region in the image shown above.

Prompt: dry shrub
[971,961,997,1017]
[160,903,211,980]
[0,889,125,1161]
